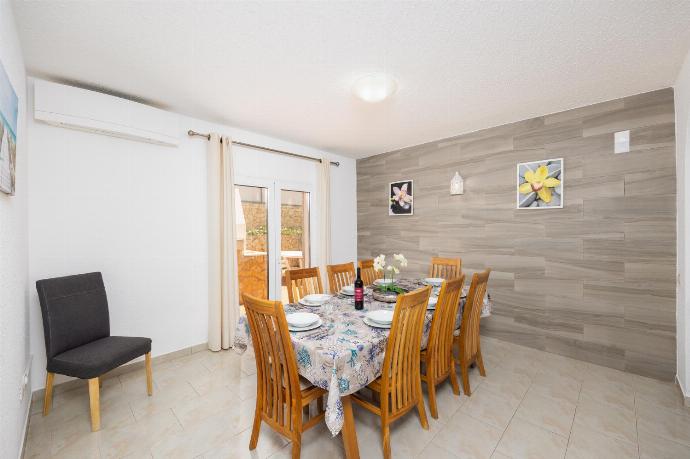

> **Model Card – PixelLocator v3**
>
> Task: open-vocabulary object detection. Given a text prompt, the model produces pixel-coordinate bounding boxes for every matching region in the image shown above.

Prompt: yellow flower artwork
[517,158,563,208]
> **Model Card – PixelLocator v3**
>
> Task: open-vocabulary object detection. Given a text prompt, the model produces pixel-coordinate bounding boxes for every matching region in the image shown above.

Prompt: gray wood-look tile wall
[357,89,676,380]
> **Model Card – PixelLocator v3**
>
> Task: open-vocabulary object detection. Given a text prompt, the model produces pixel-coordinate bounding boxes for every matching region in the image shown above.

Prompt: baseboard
[676,374,690,408]
[17,392,31,459]
[30,342,208,404]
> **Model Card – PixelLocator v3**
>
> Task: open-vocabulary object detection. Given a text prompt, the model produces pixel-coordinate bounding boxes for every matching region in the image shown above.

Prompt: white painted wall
[0,1,29,457]
[27,78,357,392]
[676,49,690,399]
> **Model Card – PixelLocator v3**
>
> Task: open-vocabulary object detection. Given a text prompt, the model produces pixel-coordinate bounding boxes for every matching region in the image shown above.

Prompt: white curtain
[318,157,332,283]
[207,133,240,351]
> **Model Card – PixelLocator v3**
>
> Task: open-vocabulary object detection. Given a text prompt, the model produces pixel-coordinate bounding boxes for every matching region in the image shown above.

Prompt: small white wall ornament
[450,171,464,195]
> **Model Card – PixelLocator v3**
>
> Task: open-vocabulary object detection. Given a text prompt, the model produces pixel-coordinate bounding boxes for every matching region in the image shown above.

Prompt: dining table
[233,278,492,459]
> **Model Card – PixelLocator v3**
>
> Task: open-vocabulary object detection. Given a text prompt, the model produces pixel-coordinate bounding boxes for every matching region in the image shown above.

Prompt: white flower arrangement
[373,253,407,293]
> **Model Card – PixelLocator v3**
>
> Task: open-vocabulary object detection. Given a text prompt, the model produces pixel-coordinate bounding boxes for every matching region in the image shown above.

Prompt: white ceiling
[12,1,690,158]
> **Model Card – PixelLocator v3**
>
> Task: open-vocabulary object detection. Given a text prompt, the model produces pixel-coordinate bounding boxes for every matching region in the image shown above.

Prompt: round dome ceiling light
[352,73,398,103]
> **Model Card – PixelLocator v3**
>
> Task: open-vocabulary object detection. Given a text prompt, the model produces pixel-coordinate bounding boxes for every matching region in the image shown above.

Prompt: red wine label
[355,287,364,302]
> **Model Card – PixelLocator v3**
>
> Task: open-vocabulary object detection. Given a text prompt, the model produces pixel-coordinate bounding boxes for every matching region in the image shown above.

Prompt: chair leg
[382,424,391,459]
[449,361,460,396]
[145,352,153,396]
[427,381,438,419]
[291,432,302,459]
[88,378,101,432]
[249,399,262,450]
[416,395,429,430]
[460,362,471,396]
[43,372,54,416]
[98,377,103,388]
[476,349,487,377]
[317,395,324,413]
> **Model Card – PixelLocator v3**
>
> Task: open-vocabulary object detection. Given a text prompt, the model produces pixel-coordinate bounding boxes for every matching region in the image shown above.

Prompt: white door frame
[235,176,315,300]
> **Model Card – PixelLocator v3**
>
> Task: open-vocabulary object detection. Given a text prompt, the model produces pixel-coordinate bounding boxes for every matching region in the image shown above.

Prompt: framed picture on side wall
[0,58,18,195]
[389,179,413,215]
[516,158,563,209]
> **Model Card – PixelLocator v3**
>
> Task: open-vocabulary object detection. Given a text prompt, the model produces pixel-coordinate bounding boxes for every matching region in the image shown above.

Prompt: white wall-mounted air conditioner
[34,79,180,146]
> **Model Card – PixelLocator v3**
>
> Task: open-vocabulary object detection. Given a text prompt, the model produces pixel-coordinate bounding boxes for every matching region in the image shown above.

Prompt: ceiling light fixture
[352,73,398,103]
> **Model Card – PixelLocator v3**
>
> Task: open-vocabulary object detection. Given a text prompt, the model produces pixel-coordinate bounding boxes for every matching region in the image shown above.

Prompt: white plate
[363,317,392,329]
[366,309,394,325]
[373,278,395,286]
[286,312,320,328]
[427,296,438,309]
[299,298,324,307]
[340,285,355,295]
[424,277,444,287]
[301,294,331,305]
[289,318,323,332]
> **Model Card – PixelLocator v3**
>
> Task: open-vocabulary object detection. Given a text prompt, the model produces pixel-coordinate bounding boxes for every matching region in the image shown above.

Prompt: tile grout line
[488,373,533,458]
[564,377,584,457]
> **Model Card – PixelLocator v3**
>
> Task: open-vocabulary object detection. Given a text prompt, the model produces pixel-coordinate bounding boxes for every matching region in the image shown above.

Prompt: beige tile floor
[24,336,690,459]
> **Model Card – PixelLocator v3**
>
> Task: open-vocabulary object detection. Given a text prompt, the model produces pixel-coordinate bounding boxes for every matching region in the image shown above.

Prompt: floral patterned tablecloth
[233,278,492,436]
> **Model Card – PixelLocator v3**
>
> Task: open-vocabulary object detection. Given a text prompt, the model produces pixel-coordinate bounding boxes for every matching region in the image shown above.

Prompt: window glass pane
[236,185,269,305]
[280,189,310,303]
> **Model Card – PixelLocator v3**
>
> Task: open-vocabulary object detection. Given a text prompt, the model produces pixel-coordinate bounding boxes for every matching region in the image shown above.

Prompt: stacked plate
[298,294,331,307]
[363,309,394,329]
[340,285,355,296]
[286,312,322,332]
[424,278,444,287]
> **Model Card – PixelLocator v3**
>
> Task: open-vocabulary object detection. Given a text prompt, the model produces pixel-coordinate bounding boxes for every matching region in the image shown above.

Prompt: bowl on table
[286,312,322,331]
[299,294,331,307]
[340,285,355,296]
[366,309,394,325]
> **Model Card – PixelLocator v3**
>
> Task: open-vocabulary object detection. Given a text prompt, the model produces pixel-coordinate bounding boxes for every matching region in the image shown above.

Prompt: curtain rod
[187,130,340,167]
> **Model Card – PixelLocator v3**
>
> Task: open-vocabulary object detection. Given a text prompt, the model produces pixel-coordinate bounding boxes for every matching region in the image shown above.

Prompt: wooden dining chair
[326,262,356,294]
[429,256,462,279]
[421,275,465,418]
[284,267,324,303]
[352,286,432,459]
[358,259,381,286]
[243,293,327,459]
[454,269,490,396]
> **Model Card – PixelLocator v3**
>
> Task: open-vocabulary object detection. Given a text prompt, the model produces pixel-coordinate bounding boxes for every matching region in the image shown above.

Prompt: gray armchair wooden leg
[43,372,54,416]
[88,378,100,431]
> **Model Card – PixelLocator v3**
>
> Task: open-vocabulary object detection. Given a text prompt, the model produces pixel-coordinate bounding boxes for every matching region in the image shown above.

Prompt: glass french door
[235,178,314,303]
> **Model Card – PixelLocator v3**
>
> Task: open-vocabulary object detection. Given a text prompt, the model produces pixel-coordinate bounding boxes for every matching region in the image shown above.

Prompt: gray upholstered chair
[36,272,153,431]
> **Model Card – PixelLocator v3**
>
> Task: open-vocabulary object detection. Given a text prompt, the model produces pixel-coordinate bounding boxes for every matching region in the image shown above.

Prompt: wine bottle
[354,267,364,310]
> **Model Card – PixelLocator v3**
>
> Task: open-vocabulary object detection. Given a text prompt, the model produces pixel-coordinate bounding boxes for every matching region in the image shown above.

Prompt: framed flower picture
[389,179,413,215]
[517,158,563,209]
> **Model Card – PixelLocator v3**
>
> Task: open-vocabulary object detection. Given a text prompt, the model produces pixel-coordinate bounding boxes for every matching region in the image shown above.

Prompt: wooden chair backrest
[426,276,465,381]
[242,293,302,436]
[459,269,490,363]
[380,286,432,419]
[358,259,380,286]
[285,267,323,303]
[429,257,462,279]
[326,262,356,294]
